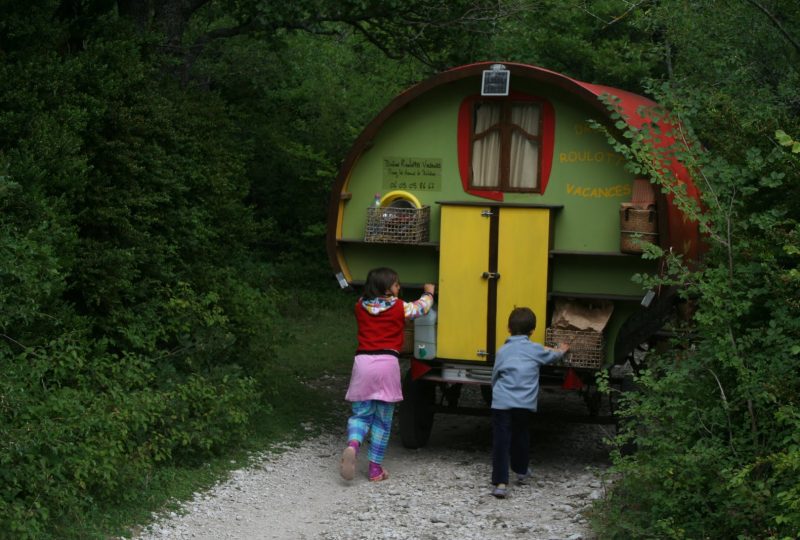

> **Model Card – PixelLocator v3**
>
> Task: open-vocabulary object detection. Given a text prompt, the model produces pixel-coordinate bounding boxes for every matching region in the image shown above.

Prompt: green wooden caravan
[326,62,701,448]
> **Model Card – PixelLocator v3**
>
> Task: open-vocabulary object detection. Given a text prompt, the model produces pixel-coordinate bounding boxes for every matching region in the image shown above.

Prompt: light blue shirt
[491,335,564,411]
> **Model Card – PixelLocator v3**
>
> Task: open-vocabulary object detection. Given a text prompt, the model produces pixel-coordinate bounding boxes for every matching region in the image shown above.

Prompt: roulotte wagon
[326,62,701,448]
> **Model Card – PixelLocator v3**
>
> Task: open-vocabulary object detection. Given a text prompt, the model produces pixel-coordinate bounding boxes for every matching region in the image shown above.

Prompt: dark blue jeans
[491,408,531,485]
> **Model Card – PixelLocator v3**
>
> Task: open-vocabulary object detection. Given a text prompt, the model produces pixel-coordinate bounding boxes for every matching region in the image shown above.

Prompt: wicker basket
[365,206,430,244]
[545,327,604,369]
[620,204,657,233]
[620,204,658,253]
[620,231,659,253]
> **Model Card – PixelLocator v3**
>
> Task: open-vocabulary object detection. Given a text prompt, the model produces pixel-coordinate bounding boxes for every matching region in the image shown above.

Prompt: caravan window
[458,93,554,198]
[471,101,541,191]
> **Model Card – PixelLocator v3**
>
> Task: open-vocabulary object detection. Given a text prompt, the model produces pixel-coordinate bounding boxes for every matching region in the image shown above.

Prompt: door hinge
[480,210,494,217]
[481,271,500,280]
[477,350,489,357]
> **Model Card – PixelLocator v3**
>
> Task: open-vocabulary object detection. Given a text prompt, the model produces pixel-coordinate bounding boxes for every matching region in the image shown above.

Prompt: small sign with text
[382,157,442,192]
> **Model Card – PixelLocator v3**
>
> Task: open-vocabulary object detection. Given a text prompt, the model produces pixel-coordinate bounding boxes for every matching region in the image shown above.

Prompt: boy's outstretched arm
[544,343,570,354]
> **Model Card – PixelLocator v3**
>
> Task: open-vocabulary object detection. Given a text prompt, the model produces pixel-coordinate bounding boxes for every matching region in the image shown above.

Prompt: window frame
[458,92,555,201]
[469,99,543,193]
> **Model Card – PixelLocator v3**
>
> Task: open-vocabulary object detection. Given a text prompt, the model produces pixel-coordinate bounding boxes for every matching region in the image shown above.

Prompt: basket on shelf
[545,327,604,369]
[364,205,430,244]
[620,203,658,254]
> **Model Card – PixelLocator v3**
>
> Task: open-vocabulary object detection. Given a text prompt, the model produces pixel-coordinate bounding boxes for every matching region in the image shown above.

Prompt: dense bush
[0,338,260,537]
[0,13,279,537]
[589,71,800,540]
[0,2,427,534]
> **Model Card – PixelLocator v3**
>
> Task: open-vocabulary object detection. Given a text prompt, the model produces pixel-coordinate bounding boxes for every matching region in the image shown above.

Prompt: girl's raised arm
[403,284,435,319]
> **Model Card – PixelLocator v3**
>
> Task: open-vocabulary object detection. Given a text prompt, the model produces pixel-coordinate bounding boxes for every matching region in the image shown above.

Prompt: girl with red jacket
[340,267,435,482]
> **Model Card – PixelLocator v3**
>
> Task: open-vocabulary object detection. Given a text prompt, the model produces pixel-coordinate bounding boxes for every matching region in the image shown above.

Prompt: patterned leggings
[346,400,395,464]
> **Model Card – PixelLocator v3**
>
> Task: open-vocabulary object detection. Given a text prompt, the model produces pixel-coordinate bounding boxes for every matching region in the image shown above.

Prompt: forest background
[1,1,798,538]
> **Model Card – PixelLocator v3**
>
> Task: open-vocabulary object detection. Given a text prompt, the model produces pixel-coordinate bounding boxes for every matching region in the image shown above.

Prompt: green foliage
[0,7,281,537]
[585,2,800,534]
[0,0,458,534]
[0,336,261,538]
[776,130,800,154]
[194,29,428,268]
[185,0,509,69]
[483,0,667,89]
[592,124,800,539]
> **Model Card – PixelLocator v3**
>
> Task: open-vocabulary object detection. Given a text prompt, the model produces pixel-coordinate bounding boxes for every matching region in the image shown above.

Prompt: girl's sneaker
[368,461,389,482]
[340,446,357,481]
[368,468,389,482]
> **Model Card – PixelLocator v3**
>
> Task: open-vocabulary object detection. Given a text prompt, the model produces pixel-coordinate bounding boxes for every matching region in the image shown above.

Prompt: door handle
[481,272,500,280]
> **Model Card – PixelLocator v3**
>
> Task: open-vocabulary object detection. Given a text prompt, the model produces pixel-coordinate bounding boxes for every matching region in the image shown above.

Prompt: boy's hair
[363,267,399,298]
[508,307,536,336]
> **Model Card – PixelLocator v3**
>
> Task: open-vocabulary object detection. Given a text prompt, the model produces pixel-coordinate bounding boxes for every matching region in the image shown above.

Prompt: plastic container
[413,307,437,359]
[380,190,421,209]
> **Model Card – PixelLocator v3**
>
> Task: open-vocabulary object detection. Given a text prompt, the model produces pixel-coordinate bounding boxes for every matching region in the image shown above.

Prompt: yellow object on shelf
[380,190,421,209]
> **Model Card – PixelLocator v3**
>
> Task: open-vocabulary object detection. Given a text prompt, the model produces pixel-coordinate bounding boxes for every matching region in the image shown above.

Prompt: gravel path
[132,383,613,540]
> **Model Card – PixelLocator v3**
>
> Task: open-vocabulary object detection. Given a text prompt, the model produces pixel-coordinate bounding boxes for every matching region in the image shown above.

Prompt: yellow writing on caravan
[559,151,625,165]
[567,183,632,198]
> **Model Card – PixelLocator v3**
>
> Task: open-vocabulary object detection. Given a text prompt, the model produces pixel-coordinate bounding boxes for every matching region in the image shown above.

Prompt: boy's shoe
[491,483,508,499]
[340,446,357,481]
[516,469,532,485]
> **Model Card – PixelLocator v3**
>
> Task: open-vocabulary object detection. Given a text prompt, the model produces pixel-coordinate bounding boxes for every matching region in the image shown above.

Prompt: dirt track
[133,380,612,540]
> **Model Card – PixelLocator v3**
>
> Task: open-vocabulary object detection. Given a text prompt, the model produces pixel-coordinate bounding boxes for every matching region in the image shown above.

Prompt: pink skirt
[345,354,403,403]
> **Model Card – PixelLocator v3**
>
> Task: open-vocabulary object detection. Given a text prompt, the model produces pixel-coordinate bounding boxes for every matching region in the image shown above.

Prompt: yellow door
[437,206,490,361]
[438,205,551,362]
[495,207,550,346]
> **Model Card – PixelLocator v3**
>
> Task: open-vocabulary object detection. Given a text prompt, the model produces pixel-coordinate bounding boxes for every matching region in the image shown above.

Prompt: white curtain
[471,103,501,187]
[509,104,539,189]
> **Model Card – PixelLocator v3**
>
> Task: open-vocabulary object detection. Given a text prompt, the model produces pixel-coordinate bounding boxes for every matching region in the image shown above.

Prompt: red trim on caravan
[457,97,502,201]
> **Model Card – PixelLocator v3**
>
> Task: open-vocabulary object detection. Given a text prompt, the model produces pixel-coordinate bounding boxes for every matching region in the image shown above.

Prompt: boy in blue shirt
[490,307,570,498]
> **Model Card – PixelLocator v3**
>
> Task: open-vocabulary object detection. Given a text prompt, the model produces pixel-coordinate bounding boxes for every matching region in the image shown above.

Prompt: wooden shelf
[549,249,634,257]
[349,280,432,290]
[548,291,642,302]
[437,200,564,210]
[337,237,440,248]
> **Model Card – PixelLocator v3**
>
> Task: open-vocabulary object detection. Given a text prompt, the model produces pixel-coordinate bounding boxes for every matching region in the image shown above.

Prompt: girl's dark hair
[508,307,536,336]
[363,267,399,298]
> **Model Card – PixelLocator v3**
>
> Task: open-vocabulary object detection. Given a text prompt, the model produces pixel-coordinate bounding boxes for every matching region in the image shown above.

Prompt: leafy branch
[745,0,800,55]
[118,0,524,76]
[591,92,766,443]
[580,0,652,28]
[775,129,800,154]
